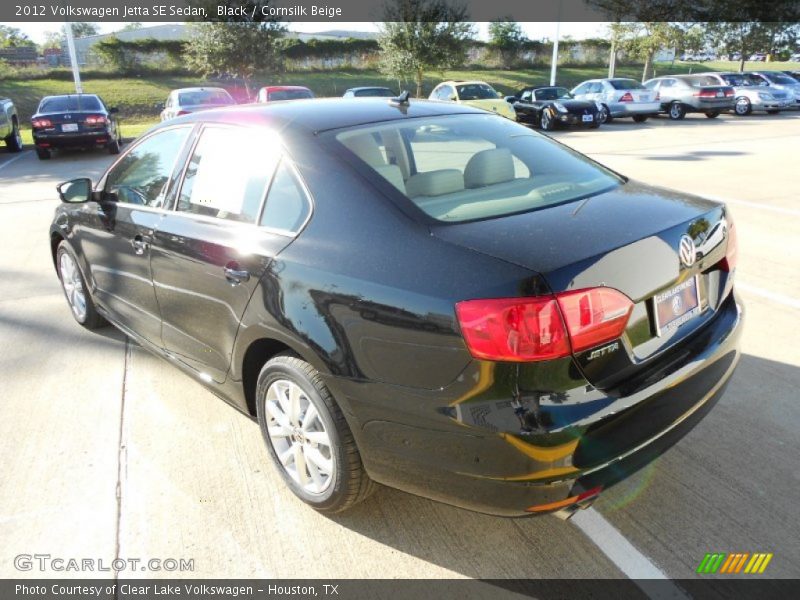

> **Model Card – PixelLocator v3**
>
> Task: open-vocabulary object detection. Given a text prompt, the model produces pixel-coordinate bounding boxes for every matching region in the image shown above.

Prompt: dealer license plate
[582,114,593,122]
[653,276,701,336]
[61,123,78,132]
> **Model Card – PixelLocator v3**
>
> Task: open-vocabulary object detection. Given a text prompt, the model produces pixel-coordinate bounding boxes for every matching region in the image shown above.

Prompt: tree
[184,21,286,94]
[70,22,100,38]
[488,19,527,69]
[378,0,475,98]
[41,30,64,51]
[0,25,35,48]
[120,23,143,32]
[609,22,685,81]
[707,22,797,71]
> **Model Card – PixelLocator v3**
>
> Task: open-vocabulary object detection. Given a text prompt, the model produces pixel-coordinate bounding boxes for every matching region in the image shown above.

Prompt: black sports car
[507,86,602,130]
[50,98,742,517]
[32,94,122,160]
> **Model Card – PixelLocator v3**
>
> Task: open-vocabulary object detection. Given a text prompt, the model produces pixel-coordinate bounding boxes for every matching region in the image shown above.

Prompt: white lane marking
[572,508,689,599]
[702,194,800,217]
[0,151,28,172]
[738,282,800,310]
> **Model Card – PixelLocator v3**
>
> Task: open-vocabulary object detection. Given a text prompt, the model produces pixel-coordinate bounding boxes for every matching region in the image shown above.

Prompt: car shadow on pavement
[323,352,800,579]
[644,150,749,161]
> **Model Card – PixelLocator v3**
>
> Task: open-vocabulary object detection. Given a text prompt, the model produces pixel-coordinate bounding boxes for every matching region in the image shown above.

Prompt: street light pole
[64,22,83,94]
[550,20,560,86]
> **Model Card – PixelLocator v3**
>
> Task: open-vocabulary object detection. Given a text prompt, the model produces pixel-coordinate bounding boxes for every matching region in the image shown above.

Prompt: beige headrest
[464,147,515,188]
[406,169,464,198]
[341,134,385,167]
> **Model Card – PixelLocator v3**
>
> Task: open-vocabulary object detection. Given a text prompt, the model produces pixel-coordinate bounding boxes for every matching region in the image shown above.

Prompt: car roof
[347,87,393,92]
[438,80,493,87]
[41,93,100,100]
[154,98,488,136]
[173,87,229,94]
[260,86,312,92]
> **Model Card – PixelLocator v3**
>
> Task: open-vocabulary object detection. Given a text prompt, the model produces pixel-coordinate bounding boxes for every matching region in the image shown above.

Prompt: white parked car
[570,78,660,123]
[160,87,235,121]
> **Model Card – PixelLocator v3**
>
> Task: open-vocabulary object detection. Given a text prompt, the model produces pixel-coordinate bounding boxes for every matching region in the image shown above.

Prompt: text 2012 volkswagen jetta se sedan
[50,98,742,517]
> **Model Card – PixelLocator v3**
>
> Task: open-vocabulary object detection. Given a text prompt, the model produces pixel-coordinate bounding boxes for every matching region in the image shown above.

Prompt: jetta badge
[679,235,696,268]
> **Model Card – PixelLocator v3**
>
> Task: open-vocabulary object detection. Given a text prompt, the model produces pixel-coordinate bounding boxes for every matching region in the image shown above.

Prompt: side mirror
[497,91,503,98]
[504,96,516,103]
[108,107,119,114]
[57,178,92,203]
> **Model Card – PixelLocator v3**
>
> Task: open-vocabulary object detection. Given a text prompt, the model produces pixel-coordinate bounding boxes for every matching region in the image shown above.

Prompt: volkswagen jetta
[49,98,742,516]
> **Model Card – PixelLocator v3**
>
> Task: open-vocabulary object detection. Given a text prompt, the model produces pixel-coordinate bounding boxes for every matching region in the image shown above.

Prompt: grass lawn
[5,60,798,144]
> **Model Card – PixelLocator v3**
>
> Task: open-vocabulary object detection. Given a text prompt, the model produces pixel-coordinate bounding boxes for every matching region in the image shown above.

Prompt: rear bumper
[326,290,743,516]
[608,101,661,117]
[33,130,110,148]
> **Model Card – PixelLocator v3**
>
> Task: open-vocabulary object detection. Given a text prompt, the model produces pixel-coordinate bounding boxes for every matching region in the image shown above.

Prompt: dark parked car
[643,75,734,119]
[506,86,601,130]
[343,87,397,98]
[50,99,742,517]
[32,94,121,160]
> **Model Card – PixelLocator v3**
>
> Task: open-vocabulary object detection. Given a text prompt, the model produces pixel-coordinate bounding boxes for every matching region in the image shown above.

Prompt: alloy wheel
[265,378,335,495]
[59,252,87,321]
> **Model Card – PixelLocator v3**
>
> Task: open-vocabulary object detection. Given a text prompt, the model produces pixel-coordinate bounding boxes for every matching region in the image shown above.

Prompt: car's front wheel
[734,97,752,116]
[540,108,556,131]
[56,242,106,329]
[668,101,686,120]
[256,354,375,513]
[5,118,23,152]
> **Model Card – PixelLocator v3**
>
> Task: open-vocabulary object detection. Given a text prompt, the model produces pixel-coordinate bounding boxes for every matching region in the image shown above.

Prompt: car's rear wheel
[598,105,611,124]
[632,114,649,123]
[56,243,106,329]
[540,108,555,131]
[256,354,375,513]
[668,102,686,120]
[734,97,752,116]
[107,133,121,154]
[705,111,721,118]
[36,147,51,160]
[5,119,23,152]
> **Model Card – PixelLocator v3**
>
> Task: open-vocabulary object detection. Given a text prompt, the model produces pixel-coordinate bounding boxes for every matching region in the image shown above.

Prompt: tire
[4,118,23,152]
[734,97,752,116]
[766,109,780,115]
[36,147,51,160]
[540,108,555,131]
[598,105,611,124]
[632,114,649,123]
[256,354,375,513]
[107,136,121,154]
[705,111,721,118]
[56,242,107,329]
[668,101,686,120]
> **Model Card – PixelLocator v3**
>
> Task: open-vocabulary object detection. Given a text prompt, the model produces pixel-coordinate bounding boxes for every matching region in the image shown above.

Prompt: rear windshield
[608,79,645,90]
[332,114,622,223]
[269,89,313,101]
[456,84,499,100]
[682,75,721,87]
[761,72,797,84]
[178,90,234,106]
[353,88,395,97]
[39,95,102,112]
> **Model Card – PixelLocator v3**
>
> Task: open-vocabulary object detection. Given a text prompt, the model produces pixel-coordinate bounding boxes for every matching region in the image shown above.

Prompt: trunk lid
[432,181,735,388]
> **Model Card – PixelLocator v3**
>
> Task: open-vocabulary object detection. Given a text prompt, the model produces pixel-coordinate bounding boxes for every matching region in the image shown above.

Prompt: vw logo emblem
[679,235,696,268]
[671,295,683,316]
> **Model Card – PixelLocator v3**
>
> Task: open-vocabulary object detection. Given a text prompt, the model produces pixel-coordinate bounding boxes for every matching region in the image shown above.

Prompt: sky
[13,21,608,44]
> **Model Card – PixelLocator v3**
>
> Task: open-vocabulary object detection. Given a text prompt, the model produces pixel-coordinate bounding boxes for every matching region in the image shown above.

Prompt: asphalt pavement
[0,111,798,582]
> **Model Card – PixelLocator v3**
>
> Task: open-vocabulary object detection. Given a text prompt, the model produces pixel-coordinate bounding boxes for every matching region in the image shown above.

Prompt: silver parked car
[697,72,791,115]
[644,75,735,119]
[160,87,235,121]
[750,71,800,109]
[570,78,660,123]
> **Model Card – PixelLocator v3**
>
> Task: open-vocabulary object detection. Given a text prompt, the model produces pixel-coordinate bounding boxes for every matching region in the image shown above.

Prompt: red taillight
[31,118,53,128]
[556,288,634,353]
[724,88,734,97]
[177,110,190,116]
[455,297,570,362]
[720,220,738,272]
[619,92,634,102]
[455,287,633,362]
[84,114,107,125]
[694,89,718,98]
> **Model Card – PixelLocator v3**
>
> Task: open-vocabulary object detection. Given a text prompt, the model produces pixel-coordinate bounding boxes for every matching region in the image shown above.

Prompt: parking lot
[1,111,798,581]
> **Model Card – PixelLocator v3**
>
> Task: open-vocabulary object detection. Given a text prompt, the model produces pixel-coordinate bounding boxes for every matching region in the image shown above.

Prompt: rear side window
[105,127,191,208]
[260,160,311,232]
[176,126,281,223]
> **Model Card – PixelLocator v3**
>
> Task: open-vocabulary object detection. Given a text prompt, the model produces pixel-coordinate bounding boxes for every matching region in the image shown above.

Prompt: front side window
[105,127,191,207]
[332,114,621,223]
[176,126,281,223]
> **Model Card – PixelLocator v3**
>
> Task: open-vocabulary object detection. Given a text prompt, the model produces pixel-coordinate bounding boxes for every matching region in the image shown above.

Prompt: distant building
[0,46,38,65]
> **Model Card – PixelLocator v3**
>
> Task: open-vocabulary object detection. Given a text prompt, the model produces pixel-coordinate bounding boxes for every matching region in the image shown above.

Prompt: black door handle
[224,265,250,284]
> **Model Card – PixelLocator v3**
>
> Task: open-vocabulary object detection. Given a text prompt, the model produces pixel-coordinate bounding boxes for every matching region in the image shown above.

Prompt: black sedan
[507,86,602,130]
[32,94,122,160]
[50,98,742,517]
